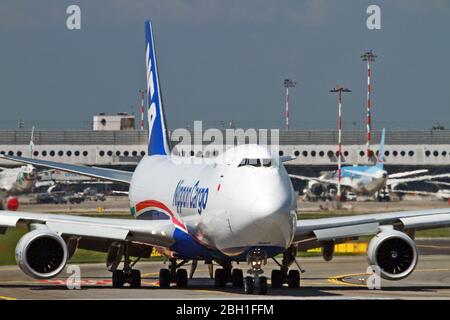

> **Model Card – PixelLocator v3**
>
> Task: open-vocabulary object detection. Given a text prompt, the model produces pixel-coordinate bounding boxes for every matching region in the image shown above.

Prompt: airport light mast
[330,86,351,201]
[284,79,296,130]
[139,89,147,130]
[361,50,377,160]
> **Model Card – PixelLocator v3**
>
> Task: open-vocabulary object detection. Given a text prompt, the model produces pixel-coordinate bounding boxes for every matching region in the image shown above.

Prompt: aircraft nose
[252,194,290,219]
[249,193,295,248]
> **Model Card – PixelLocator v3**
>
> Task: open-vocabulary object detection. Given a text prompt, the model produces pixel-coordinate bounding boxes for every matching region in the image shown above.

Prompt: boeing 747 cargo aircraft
[2,20,450,294]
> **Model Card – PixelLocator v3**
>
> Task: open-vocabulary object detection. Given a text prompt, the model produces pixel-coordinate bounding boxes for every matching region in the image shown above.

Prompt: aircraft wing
[0,210,177,250]
[0,155,132,185]
[388,173,450,187]
[294,208,450,246]
[341,169,379,178]
[289,174,353,188]
[388,169,428,179]
[280,155,296,163]
[395,189,450,200]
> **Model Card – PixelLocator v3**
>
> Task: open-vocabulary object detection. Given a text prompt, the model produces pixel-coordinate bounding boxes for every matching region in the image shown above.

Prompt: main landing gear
[158,259,189,288]
[271,245,302,289]
[111,242,142,288]
[213,261,244,289]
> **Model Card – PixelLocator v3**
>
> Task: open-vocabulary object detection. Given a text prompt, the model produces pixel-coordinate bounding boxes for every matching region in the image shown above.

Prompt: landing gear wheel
[231,269,244,288]
[244,276,254,294]
[271,270,282,288]
[288,270,300,288]
[130,270,141,288]
[176,268,188,287]
[112,270,124,288]
[258,276,268,295]
[214,268,227,288]
[159,268,171,288]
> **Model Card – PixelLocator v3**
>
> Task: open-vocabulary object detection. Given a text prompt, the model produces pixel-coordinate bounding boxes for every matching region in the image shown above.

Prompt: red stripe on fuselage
[136,200,187,232]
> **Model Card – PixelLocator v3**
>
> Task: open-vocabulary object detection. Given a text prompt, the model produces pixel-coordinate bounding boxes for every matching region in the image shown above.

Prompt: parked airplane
[396,189,450,201]
[2,20,450,294]
[0,165,37,210]
[395,181,450,201]
[292,129,450,200]
[0,127,38,210]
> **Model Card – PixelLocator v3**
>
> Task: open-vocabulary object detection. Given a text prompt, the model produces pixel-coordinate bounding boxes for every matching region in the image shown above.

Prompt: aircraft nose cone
[249,193,295,248]
[252,194,290,218]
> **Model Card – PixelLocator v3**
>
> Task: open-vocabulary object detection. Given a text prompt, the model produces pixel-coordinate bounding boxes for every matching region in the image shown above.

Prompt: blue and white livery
[145,21,171,156]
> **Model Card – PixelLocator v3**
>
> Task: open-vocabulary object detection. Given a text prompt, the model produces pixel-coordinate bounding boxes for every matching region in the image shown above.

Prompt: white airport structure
[1,129,450,167]
[93,113,135,131]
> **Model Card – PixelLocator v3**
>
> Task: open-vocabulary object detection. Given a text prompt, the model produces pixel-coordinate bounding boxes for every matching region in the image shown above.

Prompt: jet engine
[310,183,326,196]
[15,230,68,279]
[367,230,418,280]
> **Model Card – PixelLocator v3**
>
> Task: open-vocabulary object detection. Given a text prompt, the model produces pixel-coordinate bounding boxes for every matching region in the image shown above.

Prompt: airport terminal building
[2,128,450,169]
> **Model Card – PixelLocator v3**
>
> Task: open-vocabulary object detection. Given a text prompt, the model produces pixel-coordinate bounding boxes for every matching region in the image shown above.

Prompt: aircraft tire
[159,268,171,288]
[244,276,254,294]
[288,270,300,288]
[271,270,283,288]
[176,268,188,287]
[112,270,124,288]
[231,269,244,288]
[258,276,268,295]
[130,270,141,288]
[214,268,226,288]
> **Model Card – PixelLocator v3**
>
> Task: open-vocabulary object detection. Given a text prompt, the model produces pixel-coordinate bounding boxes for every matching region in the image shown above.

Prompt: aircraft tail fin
[376,128,385,169]
[29,126,35,159]
[145,20,171,156]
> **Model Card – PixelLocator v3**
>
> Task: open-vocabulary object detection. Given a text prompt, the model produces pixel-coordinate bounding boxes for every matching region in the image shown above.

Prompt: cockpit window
[238,158,272,168]
[238,159,248,167]
[248,159,260,167]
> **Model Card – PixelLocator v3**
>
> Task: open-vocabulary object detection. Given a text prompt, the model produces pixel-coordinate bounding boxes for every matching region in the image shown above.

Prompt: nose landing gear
[245,248,268,295]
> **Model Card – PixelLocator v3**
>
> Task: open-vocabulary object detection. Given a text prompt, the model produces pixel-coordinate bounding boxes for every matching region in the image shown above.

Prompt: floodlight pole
[361,50,377,160]
[284,79,296,130]
[330,86,351,201]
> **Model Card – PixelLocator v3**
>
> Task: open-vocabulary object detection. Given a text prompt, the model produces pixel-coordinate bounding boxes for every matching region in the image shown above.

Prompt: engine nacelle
[367,230,418,280]
[15,230,68,279]
[310,184,326,196]
[322,241,335,261]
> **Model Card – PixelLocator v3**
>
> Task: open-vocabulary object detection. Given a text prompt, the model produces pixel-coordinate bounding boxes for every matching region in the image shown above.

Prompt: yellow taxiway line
[327,273,368,287]
[328,266,450,287]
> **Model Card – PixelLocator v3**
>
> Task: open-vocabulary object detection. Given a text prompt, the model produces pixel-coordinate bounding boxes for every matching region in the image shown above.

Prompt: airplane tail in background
[145,20,171,156]
[29,126,35,159]
[376,128,386,169]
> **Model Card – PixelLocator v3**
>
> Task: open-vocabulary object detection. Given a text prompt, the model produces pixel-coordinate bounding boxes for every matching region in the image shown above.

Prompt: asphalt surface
[1,253,450,300]
[3,198,450,299]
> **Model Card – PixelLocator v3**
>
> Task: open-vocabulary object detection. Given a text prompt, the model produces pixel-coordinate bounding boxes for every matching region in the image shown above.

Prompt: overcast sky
[1,0,449,130]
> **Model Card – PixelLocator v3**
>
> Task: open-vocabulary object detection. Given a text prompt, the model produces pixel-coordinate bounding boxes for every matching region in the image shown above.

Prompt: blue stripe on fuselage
[170,228,227,260]
[169,229,285,262]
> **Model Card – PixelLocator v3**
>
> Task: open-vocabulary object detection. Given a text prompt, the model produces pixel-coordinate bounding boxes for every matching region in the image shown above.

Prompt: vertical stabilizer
[145,20,171,156]
[376,128,385,169]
